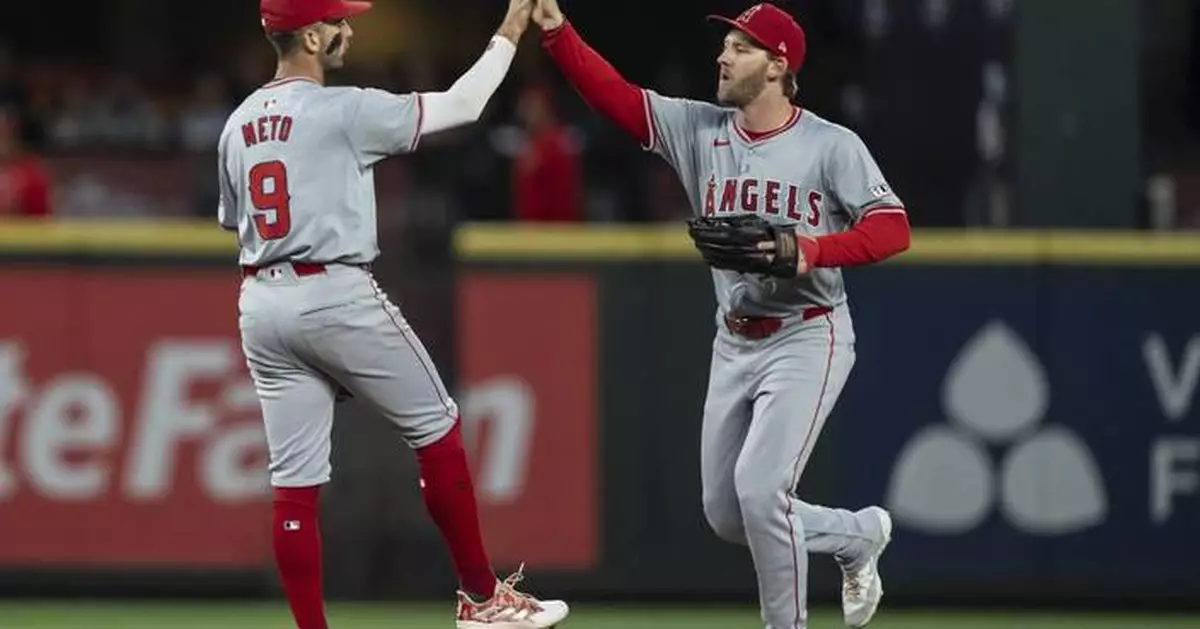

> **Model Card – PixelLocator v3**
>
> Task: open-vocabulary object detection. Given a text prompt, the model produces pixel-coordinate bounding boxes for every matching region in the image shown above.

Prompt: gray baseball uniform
[645,91,901,628]
[217,77,456,488]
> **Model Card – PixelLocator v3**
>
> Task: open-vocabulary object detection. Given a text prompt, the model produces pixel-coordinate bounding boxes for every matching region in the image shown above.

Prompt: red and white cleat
[455,564,570,628]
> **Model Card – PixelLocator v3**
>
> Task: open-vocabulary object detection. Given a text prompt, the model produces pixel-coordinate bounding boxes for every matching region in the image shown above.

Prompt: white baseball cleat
[455,564,570,628]
[840,506,893,628]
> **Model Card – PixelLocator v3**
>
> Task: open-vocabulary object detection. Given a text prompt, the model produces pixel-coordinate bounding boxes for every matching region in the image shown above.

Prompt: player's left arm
[338,2,525,164]
[418,0,530,139]
[216,128,239,232]
[344,1,530,164]
[416,36,517,138]
[797,130,911,269]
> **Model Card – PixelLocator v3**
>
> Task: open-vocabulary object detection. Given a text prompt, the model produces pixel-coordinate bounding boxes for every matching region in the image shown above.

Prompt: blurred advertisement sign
[456,273,599,571]
[839,268,1200,593]
[0,269,271,568]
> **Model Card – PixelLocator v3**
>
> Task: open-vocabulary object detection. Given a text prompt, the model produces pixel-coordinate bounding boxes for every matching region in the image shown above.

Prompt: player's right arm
[535,0,709,164]
[343,0,532,166]
[534,1,649,146]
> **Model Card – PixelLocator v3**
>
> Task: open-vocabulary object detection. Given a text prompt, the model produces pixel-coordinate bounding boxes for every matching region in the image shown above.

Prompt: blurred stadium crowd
[0,7,694,226]
[0,39,610,224]
[2,0,1200,228]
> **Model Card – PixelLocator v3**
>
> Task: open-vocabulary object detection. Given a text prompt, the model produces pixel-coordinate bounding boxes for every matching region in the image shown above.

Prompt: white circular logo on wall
[886,320,1108,536]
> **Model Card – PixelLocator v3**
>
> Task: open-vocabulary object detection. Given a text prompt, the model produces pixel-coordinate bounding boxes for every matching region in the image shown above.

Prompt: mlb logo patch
[869,183,891,198]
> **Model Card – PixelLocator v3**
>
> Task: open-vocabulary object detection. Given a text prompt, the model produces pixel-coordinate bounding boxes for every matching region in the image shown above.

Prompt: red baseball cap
[260,0,372,33]
[708,3,807,74]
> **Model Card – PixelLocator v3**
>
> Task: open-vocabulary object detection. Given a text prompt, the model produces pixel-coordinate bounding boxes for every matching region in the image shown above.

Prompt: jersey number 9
[249,160,292,241]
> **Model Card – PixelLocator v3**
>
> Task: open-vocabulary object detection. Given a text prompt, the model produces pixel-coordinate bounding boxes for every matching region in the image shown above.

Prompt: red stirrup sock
[272,486,327,629]
[416,421,498,600]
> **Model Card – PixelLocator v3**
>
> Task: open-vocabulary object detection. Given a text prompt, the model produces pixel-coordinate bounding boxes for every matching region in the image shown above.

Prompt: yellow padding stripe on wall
[455,224,1200,266]
[0,219,1197,265]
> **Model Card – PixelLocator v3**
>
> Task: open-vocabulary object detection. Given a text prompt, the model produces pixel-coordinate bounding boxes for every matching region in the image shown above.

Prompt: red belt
[724,306,832,340]
[241,262,369,278]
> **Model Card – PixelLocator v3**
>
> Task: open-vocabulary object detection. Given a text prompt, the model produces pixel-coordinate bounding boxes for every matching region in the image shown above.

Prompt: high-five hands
[532,0,565,30]
[497,0,534,45]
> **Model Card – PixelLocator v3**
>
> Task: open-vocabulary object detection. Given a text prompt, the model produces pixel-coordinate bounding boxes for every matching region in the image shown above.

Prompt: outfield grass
[0,601,1195,629]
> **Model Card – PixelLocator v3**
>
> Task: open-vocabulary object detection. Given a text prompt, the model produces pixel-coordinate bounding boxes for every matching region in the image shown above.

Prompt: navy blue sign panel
[835,266,1200,597]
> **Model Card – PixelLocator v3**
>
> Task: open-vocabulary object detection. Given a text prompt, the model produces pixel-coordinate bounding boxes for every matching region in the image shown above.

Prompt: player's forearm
[496,6,530,46]
[542,21,651,145]
[420,36,517,135]
[810,211,911,268]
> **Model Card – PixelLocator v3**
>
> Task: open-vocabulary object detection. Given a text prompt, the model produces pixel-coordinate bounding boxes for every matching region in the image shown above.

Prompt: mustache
[325,33,343,56]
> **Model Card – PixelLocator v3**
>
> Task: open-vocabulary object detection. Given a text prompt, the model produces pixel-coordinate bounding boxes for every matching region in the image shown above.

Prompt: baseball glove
[686,214,799,278]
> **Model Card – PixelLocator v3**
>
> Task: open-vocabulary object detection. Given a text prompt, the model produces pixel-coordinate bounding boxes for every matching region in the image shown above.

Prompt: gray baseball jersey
[644,91,905,317]
[217,76,423,267]
[643,90,898,629]
[218,77,458,490]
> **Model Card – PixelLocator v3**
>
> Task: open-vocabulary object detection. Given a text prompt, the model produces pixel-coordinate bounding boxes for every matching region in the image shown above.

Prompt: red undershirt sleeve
[806,210,911,268]
[542,21,651,147]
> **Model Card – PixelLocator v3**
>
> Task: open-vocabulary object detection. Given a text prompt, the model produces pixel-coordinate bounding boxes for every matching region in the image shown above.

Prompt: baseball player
[217,1,569,627]
[532,1,911,627]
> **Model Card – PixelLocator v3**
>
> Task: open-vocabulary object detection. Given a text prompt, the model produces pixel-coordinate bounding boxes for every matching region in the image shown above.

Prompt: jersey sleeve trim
[861,204,907,219]
[410,93,425,152]
[640,89,657,152]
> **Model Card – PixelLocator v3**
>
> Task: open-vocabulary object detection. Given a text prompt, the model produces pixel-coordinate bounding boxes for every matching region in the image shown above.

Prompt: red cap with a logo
[260,0,372,33]
[708,3,807,74]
